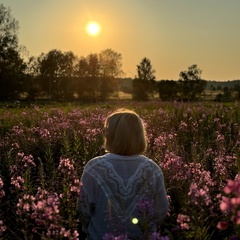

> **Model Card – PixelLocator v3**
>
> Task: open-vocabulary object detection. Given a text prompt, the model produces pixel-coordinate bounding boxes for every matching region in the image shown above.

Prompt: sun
[86,21,101,36]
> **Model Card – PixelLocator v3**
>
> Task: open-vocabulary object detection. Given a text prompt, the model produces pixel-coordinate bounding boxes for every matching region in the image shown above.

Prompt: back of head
[104,109,147,156]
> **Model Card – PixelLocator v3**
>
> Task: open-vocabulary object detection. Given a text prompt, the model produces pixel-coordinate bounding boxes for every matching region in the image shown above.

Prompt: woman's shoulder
[84,154,109,169]
[141,156,162,171]
[140,155,156,164]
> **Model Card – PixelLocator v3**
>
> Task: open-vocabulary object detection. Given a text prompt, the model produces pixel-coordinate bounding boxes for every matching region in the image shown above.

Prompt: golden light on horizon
[86,21,101,36]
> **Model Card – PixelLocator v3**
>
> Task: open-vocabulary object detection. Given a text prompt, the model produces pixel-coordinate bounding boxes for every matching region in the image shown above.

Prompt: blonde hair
[104,109,147,156]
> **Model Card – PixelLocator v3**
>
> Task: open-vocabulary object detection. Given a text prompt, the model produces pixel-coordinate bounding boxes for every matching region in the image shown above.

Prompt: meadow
[0,100,240,240]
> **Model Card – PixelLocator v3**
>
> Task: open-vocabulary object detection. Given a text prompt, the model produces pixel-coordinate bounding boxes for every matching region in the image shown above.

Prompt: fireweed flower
[59,228,79,239]
[103,233,115,240]
[213,154,237,183]
[153,133,177,150]
[137,198,155,229]
[177,214,190,230]
[11,175,24,190]
[137,198,154,217]
[154,135,167,149]
[187,163,215,207]
[70,230,79,240]
[0,220,6,236]
[9,153,36,192]
[17,152,36,168]
[234,174,240,183]
[220,196,233,212]
[217,221,229,230]
[179,121,188,131]
[16,188,67,237]
[0,177,6,236]
[9,164,17,174]
[58,158,76,179]
[103,233,128,240]
[188,182,212,206]
[218,179,240,227]
[216,132,225,144]
[160,151,188,183]
[12,125,24,135]
[70,179,81,194]
[150,232,161,240]
[31,191,61,235]
[0,177,5,199]
[30,126,51,141]
[136,198,157,236]
[150,233,170,240]
[58,158,80,199]
[11,142,20,151]
[150,232,171,240]
[166,195,171,217]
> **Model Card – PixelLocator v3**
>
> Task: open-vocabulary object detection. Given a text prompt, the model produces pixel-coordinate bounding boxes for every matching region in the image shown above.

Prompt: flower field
[0,101,240,240]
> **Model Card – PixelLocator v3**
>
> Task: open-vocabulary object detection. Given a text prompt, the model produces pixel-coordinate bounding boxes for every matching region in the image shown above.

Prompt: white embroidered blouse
[78,153,169,240]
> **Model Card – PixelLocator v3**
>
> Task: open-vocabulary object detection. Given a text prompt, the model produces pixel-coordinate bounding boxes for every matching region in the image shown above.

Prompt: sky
[2,0,240,81]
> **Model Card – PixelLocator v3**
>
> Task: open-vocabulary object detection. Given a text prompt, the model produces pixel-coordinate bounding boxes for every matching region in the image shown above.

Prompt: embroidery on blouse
[85,157,163,223]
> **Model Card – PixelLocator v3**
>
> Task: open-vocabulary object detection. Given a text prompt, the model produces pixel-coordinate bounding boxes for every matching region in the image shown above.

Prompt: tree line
[1,4,239,102]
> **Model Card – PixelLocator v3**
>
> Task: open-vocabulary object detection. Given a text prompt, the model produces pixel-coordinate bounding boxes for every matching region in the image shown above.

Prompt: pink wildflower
[11,176,24,189]
[217,221,229,230]
[220,196,232,211]
[0,177,5,198]
[224,180,240,194]
[177,214,190,230]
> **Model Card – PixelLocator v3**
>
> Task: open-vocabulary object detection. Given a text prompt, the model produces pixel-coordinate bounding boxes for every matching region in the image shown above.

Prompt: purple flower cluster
[218,179,240,230]
[160,151,188,184]
[188,163,215,206]
[58,158,76,179]
[103,233,128,240]
[16,152,36,169]
[11,175,25,190]
[58,158,80,199]
[137,198,154,218]
[0,220,6,237]
[103,232,170,240]
[0,177,5,199]
[0,177,6,236]
[17,188,79,239]
[150,232,170,240]
[177,214,190,230]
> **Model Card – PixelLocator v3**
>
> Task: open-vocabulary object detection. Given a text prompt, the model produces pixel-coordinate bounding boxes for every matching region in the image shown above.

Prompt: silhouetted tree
[22,56,42,100]
[178,64,206,101]
[0,4,26,100]
[75,49,123,101]
[0,4,18,57]
[215,87,233,102]
[75,54,100,100]
[132,57,156,101]
[98,48,123,100]
[223,86,232,101]
[99,48,123,77]
[158,80,179,101]
[209,84,216,91]
[38,49,76,100]
[233,84,240,100]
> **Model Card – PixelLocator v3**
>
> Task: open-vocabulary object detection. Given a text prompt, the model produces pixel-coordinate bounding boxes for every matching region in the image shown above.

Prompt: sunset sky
[2,0,240,81]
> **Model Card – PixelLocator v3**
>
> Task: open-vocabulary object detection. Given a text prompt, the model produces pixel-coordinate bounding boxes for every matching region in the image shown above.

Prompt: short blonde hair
[104,109,147,156]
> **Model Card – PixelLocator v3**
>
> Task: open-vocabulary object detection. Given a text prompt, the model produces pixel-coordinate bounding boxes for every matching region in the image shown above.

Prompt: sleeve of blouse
[153,166,169,223]
[78,171,96,233]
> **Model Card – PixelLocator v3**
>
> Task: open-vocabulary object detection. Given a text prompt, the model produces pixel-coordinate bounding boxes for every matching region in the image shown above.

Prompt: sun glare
[86,21,101,36]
